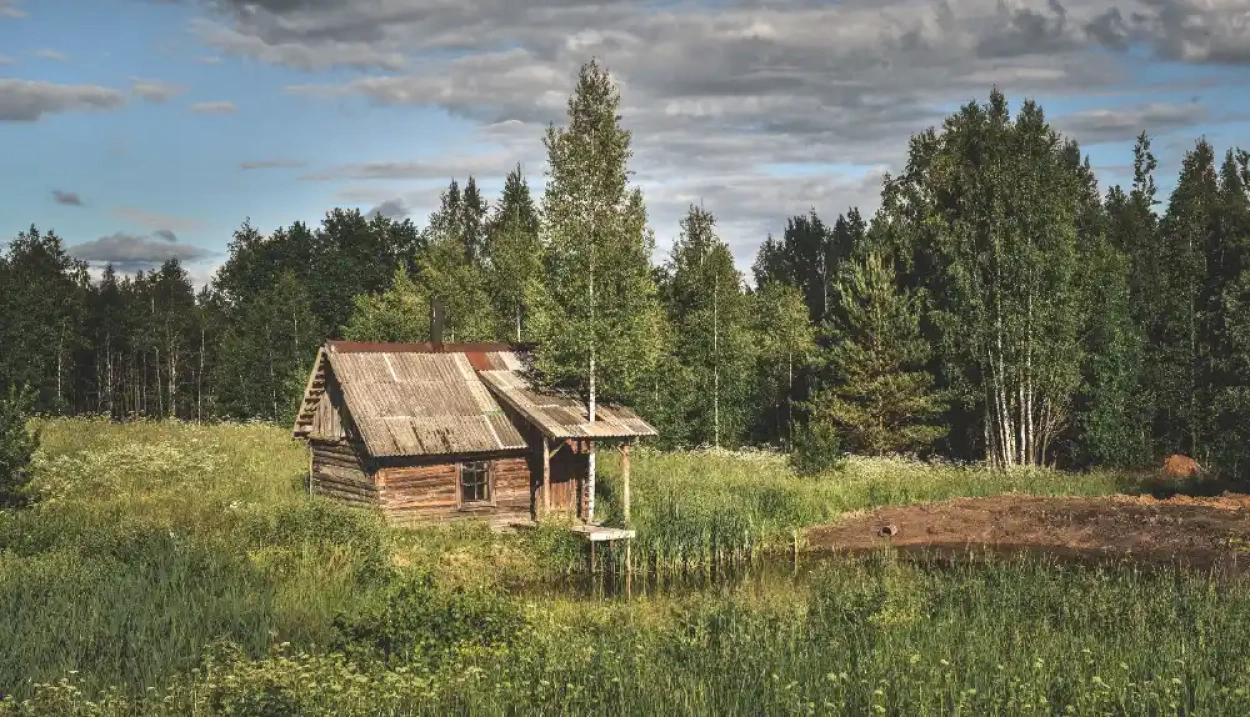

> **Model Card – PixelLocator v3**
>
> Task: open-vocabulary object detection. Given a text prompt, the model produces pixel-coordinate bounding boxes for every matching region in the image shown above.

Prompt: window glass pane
[461,461,490,503]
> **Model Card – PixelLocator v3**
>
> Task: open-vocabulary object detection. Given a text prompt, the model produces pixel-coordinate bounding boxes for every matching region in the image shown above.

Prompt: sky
[2,0,1249,286]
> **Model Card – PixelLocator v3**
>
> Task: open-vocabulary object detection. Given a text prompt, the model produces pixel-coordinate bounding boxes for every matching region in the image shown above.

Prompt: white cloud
[0,79,126,121]
[189,0,1250,270]
[130,78,187,103]
[190,100,238,114]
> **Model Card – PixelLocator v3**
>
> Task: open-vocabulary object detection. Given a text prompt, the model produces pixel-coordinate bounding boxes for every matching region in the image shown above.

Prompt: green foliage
[790,418,846,476]
[814,252,947,457]
[877,91,1089,468]
[14,550,1250,716]
[415,233,495,343]
[343,266,430,343]
[750,282,817,448]
[485,165,544,342]
[212,271,321,423]
[331,569,526,669]
[0,385,38,505]
[662,205,756,447]
[1079,186,1152,467]
[529,58,664,403]
[0,226,89,414]
[0,420,389,701]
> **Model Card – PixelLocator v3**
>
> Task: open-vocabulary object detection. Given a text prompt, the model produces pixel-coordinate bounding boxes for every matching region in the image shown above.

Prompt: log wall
[376,453,534,527]
[310,439,377,507]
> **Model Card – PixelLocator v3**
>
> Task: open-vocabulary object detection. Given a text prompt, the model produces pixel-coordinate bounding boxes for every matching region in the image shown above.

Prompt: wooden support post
[542,435,551,515]
[621,441,631,526]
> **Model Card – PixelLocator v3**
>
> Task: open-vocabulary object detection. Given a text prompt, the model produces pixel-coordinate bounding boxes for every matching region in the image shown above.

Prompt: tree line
[3,61,1249,476]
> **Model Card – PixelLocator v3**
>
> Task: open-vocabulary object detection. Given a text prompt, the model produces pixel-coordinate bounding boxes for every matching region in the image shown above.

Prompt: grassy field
[5,419,1250,715]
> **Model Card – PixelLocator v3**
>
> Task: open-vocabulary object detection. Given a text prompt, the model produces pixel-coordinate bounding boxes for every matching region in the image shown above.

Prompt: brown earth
[1162,453,1204,478]
[806,493,1250,570]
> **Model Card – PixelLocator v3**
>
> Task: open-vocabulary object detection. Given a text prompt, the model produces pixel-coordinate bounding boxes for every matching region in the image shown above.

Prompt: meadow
[4,419,1250,715]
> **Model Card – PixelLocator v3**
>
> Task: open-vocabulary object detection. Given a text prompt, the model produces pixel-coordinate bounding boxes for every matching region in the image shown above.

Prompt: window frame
[457,459,494,508]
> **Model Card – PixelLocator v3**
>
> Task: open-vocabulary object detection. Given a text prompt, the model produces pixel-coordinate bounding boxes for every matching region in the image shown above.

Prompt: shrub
[331,569,527,668]
[0,386,38,506]
[789,418,844,476]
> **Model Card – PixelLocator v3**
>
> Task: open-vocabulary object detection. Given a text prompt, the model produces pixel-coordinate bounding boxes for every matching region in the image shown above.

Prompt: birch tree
[530,58,663,520]
[750,282,816,449]
[878,90,1088,469]
[665,205,754,448]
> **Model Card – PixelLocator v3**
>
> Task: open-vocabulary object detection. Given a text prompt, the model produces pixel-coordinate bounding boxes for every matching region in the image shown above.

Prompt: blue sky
[2,0,1248,283]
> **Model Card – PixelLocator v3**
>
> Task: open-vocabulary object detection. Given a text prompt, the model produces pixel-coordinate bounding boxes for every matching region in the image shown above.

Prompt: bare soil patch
[806,493,1250,570]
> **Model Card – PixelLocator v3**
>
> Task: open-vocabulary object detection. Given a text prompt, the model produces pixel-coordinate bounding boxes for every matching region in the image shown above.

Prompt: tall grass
[9,551,1250,715]
[592,448,1135,570]
[1,419,1181,713]
[0,419,392,699]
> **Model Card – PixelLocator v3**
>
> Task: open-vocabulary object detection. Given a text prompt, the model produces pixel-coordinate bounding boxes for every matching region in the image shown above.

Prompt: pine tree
[809,252,946,456]
[530,58,664,520]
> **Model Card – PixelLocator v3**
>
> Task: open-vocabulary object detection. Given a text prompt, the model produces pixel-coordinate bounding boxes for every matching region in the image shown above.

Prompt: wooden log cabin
[291,340,658,528]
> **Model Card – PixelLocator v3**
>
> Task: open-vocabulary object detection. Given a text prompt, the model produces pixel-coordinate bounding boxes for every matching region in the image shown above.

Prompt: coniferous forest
[3,61,1250,477]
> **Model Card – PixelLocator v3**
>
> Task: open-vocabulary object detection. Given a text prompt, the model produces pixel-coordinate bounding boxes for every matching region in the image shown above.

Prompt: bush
[0,386,38,506]
[789,418,844,476]
[331,569,527,668]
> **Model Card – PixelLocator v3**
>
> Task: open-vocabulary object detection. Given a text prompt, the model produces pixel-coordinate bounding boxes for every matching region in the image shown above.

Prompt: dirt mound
[806,493,1250,570]
[1162,454,1204,478]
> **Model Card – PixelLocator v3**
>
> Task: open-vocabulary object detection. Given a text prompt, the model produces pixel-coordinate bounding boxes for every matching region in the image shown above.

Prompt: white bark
[713,268,720,449]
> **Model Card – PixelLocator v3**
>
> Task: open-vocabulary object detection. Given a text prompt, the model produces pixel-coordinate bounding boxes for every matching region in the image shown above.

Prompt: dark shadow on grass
[1114,471,1250,500]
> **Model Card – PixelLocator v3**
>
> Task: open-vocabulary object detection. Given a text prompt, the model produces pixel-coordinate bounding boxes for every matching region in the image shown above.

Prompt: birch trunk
[713,269,720,449]
[786,351,793,450]
[198,326,205,423]
[585,237,597,523]
[56,323,64,411]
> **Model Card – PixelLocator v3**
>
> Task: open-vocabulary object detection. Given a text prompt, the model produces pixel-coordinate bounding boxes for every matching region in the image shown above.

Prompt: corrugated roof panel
[300,344,655,457]
[478,370,657,440]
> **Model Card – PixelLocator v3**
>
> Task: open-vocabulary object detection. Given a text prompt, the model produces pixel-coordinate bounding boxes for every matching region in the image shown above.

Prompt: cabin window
[459,461,491,505]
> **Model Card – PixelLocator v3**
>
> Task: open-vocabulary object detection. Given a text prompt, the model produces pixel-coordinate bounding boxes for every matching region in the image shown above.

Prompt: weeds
[6,419,1237,716]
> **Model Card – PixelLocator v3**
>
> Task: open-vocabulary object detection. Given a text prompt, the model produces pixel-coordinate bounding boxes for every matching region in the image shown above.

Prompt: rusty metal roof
[478,370,658,440]
[323,348,528,458]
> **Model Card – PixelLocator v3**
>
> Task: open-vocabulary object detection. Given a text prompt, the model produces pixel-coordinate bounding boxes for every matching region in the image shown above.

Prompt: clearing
[807,493,1250,569]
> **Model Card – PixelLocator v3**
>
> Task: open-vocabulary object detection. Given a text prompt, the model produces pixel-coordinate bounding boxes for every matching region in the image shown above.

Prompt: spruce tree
[1211,148,1250,474]
[485,165,543,342]
[460,176,489,263]
[530,58,663,520]
[0,384,38,507]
